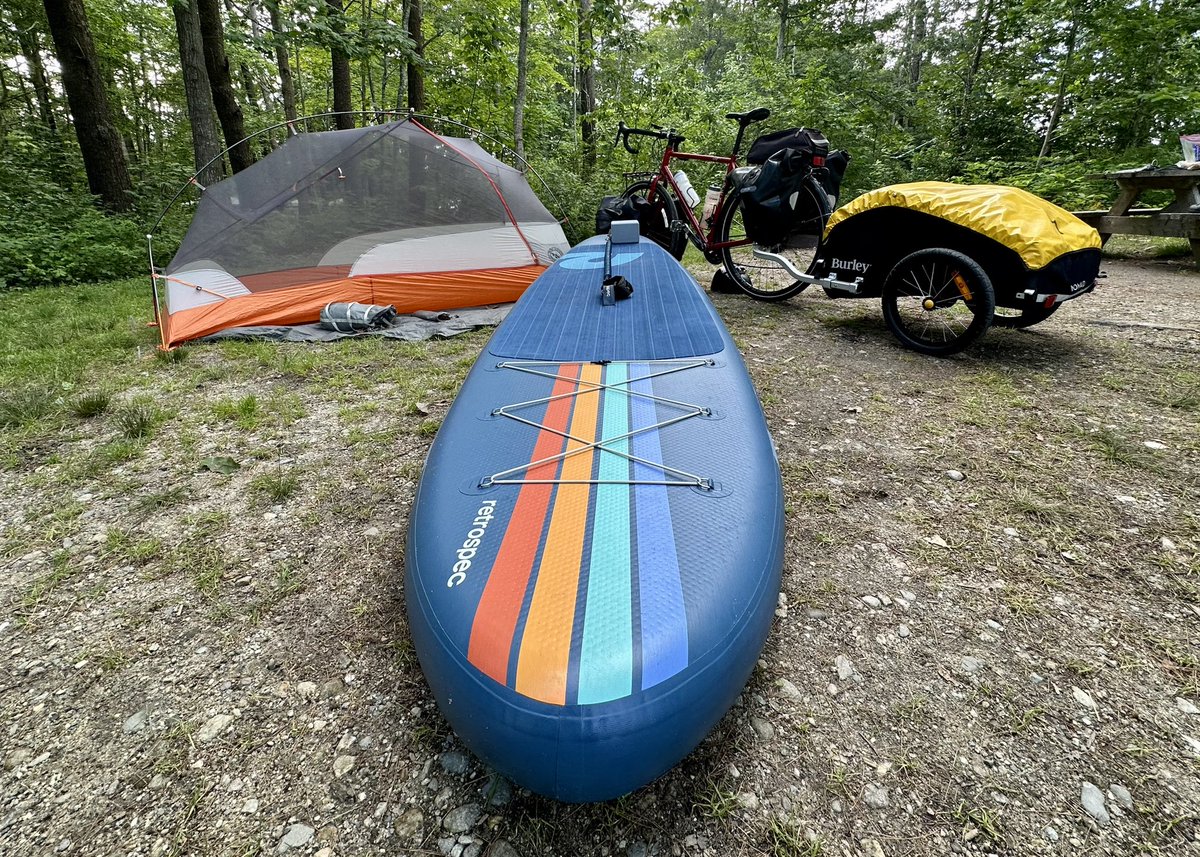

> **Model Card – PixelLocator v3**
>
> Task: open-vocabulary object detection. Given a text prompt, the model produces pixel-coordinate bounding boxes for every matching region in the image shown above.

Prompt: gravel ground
[1,256,1198,857]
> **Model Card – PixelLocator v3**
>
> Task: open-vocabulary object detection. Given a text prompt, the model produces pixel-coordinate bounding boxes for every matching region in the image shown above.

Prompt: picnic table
[1074,167,1200,267]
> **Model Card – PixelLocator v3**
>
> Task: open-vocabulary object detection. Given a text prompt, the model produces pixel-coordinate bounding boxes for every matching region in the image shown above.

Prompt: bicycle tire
[620,180,687,260]
[880,247,995,356]
[714,177,830,302]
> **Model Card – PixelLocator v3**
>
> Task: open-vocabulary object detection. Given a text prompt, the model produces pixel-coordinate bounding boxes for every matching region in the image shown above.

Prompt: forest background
[1,0,1197,290]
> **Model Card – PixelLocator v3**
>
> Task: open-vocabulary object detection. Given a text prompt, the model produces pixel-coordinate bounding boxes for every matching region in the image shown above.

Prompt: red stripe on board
[467,364,580,684]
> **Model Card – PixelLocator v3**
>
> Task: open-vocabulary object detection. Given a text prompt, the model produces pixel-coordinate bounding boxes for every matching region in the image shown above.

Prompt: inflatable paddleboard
[405,236,783,802]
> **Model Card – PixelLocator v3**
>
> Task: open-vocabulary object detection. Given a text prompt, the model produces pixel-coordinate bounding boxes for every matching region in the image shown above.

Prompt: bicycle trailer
[813,182,1102,308]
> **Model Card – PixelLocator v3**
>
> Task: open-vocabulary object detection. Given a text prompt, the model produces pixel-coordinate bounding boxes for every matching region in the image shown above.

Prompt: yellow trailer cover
[824,182,1101,271]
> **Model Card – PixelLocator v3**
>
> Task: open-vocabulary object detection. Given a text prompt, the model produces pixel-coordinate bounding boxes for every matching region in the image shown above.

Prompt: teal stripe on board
[576,363,634,705]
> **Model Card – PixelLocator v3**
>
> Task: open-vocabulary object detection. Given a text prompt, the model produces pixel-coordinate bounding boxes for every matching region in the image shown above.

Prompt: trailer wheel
[881,248,995,357]
[992,302,1060,329]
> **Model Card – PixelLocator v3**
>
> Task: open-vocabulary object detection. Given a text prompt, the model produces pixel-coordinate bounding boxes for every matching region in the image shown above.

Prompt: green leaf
[200,456,241,474]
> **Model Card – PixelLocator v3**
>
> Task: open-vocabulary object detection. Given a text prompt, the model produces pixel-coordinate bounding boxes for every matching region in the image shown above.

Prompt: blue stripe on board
[630,364,689,690]
[577,363,634,705]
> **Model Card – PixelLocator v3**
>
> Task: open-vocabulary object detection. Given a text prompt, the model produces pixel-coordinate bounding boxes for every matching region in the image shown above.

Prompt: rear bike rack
[751,248,863,294]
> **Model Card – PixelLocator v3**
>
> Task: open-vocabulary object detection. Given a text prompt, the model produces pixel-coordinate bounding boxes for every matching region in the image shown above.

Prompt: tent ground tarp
[198,305,511,343]
[155,118,568,348]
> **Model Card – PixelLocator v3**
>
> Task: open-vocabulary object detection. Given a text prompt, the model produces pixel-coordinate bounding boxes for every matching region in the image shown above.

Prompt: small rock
[315,850,333,857]
[1161,536,1177,551]
[960,656,984,675]
[860,838,886,857]
[440,751,470,776]
[1108,784,1133,811]
[985,619,1003,631]
[365,526,382,537]
[394,807,424,842]
[197,713,234,742]
[736,792,759,811]
[924,534,949,548]
[296,681,318,700]
[479,773,512,807]
[1044,826,1058,842]
[804,608,830,620]
[775,678,803,700]
[1072,687,1097,710]
[835,655,857,682]
[897,624,910,639]
[148,774,169,790]
[945,470,965,481]
[241,799,259,814]
[278,824,315,850]
[320,679,344,698]
[749,716,775,741]
[1003,527,1020,537]
[442,803,481,834]
[862,595,882,608]
[1177,697,1199,715]
[863,783,890,810]
[333,755,356,778]
[488,841,521,857]
[123,709,148,734]
[1081,781,1110,826]
[901,589,917,602]
[1143,440,1167,450]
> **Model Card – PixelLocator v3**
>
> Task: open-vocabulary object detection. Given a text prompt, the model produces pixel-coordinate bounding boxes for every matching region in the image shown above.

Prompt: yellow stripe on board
[515,363,603,704]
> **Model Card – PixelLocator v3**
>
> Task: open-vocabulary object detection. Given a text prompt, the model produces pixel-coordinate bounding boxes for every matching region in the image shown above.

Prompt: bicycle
[614,110,839,301]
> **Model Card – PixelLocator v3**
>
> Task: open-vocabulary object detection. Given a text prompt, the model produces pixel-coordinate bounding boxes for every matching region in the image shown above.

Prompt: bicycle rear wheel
[620,179,687,260]
[715,178,831,302]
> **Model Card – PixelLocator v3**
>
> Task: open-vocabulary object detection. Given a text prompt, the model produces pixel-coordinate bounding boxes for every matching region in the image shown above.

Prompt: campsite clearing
[1,255,1197,856]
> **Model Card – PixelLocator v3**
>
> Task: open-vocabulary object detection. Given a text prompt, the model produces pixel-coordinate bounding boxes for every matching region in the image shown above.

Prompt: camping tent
[153,118,569,348]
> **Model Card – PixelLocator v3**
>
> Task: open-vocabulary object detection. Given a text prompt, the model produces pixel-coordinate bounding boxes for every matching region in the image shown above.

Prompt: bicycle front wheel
[620,180,687,260]
[715,179,830,302]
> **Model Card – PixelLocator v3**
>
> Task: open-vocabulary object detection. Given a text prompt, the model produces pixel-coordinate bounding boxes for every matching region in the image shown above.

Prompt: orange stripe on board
[466,364,580,684]
[515,363,604,704]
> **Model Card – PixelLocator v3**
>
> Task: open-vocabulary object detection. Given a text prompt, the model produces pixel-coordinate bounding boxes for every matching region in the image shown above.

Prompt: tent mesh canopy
[157,119,568,347]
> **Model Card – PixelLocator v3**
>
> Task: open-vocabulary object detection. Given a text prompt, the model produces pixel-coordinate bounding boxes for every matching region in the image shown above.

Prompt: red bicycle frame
[642,145,750,252]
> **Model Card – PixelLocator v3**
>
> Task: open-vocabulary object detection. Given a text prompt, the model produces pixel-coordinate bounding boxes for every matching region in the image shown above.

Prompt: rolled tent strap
[319,302,398,332]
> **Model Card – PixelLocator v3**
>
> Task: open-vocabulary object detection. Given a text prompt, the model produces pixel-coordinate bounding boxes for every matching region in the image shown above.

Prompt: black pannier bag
[747,127,829,166]
[596,195,647,234]
[818,149,851,207]
[735,148,829,247]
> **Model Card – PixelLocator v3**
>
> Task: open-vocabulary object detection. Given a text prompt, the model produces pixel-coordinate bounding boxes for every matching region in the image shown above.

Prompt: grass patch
[114,403,159,439]
[212,394,261,430]
[72,390,111,418]
[0,385,56,427]
[1085,427,1155,469]
[22,551,80,612]
[251,469,300,504]
[766,816,822,856]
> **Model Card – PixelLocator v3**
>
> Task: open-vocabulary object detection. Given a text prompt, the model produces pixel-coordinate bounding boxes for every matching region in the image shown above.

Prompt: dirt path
[1,258,1197,856]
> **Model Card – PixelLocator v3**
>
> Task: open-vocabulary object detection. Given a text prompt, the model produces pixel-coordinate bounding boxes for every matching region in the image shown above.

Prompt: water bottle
[673,170,701,208]
[701,185,722,227]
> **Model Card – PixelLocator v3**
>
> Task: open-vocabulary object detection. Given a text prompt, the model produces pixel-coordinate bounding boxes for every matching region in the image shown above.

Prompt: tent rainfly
[152,118,569,348]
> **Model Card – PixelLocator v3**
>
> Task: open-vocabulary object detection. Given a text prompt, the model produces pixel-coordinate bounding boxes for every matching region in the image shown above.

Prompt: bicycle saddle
[725,108,771,125]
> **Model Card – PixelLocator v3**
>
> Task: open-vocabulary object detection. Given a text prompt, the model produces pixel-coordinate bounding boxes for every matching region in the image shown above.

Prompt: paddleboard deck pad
[405,237,784,802]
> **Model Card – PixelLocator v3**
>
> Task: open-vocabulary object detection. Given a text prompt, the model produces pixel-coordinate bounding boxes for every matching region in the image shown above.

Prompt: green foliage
[0,137,145,289]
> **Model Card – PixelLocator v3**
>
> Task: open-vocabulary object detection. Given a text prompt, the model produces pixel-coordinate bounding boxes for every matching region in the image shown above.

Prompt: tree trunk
[173,0,223,185]
[577,0,596,173]
[13,6,57,131]
[196,0,253,172]
[406,0,424,112]
[513,0,530,162]
[41,0,132,211]
[266,0,297,121]
[1038,12,1079,159]
[908,0,927,90]
[325,0,354,128]
[776,0,787,62]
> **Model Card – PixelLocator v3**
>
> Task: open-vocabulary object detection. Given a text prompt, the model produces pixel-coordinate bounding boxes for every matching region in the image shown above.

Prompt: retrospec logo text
[447,500,498,587]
